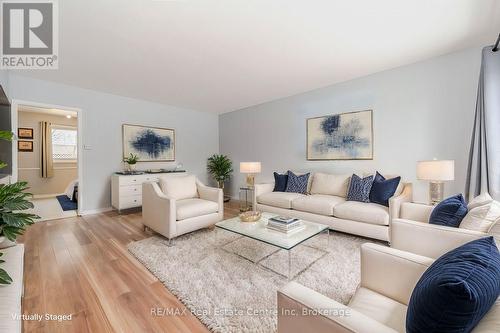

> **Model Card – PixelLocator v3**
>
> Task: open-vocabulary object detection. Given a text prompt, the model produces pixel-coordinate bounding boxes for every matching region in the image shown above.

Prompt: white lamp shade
[240,162,261,174]
[417,160,454,181]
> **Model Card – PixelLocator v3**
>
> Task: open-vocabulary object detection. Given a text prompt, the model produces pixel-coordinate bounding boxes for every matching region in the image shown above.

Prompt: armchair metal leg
[167,238,174,247]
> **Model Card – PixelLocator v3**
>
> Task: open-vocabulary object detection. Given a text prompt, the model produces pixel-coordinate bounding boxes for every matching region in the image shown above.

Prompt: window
[52,126,77,161]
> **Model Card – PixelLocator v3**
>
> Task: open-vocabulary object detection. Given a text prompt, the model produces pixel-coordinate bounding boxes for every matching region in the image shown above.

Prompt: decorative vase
[128,163,136,172]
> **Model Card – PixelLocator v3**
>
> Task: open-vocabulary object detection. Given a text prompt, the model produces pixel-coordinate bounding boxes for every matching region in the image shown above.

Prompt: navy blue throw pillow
[407,237,500,333]
[285,171,309,194]
[273,172,288,192]
[368,172,401,207]
[429,194,468,228]
[346,174,373,203]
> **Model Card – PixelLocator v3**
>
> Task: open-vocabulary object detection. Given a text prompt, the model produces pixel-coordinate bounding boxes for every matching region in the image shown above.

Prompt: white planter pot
[128,164,137,172]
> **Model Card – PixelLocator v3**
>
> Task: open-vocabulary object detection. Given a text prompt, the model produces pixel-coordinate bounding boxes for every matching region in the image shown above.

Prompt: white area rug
[128,228,376,333]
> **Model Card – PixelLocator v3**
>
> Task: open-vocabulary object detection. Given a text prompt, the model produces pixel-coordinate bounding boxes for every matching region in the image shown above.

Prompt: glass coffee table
[215,212,329,280]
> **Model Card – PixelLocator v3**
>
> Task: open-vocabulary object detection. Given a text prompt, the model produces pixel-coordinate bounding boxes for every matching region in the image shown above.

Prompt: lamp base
[245,174,255,188]
[429,181,444,205]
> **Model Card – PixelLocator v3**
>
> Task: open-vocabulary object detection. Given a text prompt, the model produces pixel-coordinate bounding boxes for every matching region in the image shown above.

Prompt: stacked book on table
[267,216,304,234]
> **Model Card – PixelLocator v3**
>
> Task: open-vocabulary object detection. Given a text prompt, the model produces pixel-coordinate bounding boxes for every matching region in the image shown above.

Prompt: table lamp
[416,160,454,205]
[240,162,261,188]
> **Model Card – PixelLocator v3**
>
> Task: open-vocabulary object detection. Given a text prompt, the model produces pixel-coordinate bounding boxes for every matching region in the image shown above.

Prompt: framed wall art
[122,124,175,162]
[18,140,33,152]
[307,110,373,160]
[18,127,33,139]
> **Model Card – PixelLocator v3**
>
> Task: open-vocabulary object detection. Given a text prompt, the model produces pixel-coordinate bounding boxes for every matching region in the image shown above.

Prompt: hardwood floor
[19,201,241,333]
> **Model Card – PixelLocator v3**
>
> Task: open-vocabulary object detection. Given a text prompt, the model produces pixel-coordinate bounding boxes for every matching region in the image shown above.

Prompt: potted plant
[0,130,39,284]
[207,154,233,202]
[124,153,139,172]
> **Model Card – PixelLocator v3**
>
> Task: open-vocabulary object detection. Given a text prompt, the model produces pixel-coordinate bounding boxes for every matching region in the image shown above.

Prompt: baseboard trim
[79,207,113,216]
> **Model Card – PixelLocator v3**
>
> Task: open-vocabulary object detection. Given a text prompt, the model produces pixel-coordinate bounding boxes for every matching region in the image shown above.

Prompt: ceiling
[19,105,77,118]
[15,0,500,113]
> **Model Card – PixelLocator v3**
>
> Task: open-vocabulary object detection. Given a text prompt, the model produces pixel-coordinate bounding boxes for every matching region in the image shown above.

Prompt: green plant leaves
[0,268,12,284]
[0,130,13,142]
[207,154,233,184]
[0,252,12,285]
[0,181,39,242]
[0,180,39,285]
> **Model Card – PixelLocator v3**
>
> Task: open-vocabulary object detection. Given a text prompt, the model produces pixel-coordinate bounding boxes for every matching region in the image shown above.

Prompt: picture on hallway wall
[307,110,373,160]
[122,124,175,161]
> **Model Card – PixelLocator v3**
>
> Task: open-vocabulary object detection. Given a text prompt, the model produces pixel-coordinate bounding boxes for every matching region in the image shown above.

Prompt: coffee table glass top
[215,212,329,250]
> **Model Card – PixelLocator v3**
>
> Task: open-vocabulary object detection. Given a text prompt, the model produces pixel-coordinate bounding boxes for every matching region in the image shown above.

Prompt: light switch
[83,144,92,150]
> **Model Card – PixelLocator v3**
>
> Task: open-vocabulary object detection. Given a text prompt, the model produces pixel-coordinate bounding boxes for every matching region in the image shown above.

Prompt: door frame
[11,99,84,215]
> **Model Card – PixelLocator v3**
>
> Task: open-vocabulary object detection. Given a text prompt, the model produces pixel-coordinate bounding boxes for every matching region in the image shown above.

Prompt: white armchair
[277,243,500,333]
[390,202,491,259]
[142,175,223,242]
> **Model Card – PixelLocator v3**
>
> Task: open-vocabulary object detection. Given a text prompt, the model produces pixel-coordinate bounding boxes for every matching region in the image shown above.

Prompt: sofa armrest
[278,282,397,333]
[197,182,222,203]
[197,182,224,219]
[360,243,433,305]
[388,182,412,222]
[253,182,274,208]
[142,182,176,238]
[399,202,434,222]
[391,218,486,259]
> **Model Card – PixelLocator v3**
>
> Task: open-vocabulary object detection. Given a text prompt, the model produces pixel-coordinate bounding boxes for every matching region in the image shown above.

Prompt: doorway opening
[13,102,82,221]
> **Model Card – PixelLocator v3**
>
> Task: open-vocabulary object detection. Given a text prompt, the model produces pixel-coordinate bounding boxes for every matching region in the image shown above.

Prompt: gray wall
[220,47,481,203]
[8,74,219,212]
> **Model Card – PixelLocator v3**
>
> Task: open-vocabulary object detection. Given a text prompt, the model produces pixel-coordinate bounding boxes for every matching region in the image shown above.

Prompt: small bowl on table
[239,211,262,223]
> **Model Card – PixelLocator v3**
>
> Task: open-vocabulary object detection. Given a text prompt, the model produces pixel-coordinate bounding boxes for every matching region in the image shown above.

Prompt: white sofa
[391,201,500,259]
[142,175,223,241]
[277,243,500,333]
[0,244,24,333]
[253,172,412,241]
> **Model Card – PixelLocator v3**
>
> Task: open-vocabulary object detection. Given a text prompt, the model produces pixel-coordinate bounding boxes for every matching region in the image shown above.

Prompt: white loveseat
[253,172,412,241]
[277,243,500,333]
[142,175,223,241]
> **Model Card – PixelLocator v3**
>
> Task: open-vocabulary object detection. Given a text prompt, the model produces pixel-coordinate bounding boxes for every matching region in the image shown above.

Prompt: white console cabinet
[111,172,185,212]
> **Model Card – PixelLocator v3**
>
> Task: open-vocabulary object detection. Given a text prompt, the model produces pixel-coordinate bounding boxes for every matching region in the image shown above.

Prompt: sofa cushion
[364,172,403,196]
[406,237,500,333]
[460,200,500,233]
[159,175,198,200]
[292,194,345,216]
[257,192,306,209]
[346,174,373,203]
[369,172,401,207]
[176,198,218,220]
[273,172,288,192]
[429,194,468,228]
[349,287,407,333]
[285,171,310,194]
[334,201,389,226]
[310,172,351,197]
[468,192,494,210]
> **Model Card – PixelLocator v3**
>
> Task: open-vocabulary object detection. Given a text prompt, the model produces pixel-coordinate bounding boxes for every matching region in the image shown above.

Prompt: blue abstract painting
[123,124,175,161]
[307,110,373,160]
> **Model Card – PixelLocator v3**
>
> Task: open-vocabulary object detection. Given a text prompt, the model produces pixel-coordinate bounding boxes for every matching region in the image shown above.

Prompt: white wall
[8,74,219,212]
[219,47,481,203]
